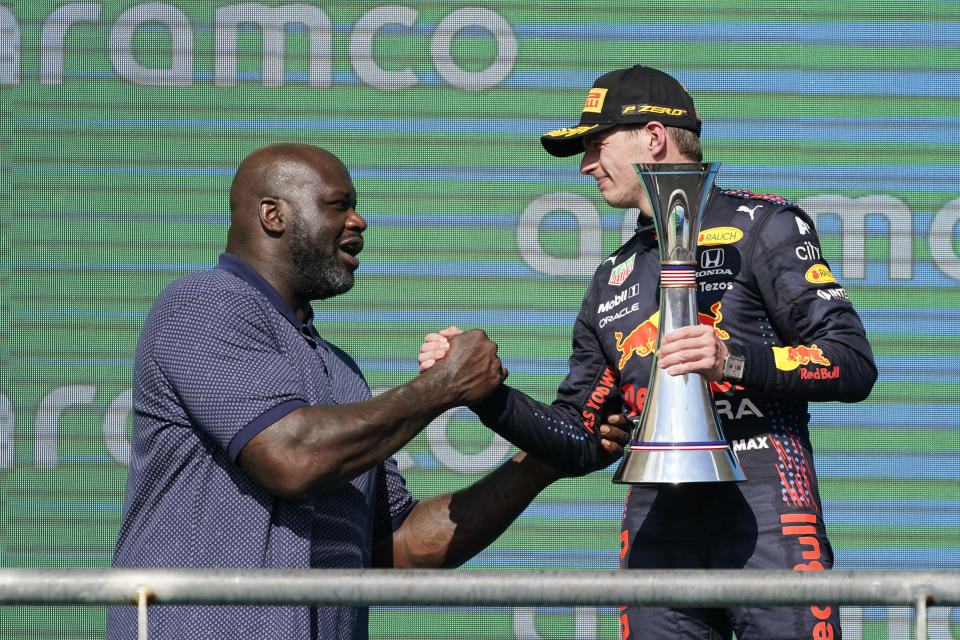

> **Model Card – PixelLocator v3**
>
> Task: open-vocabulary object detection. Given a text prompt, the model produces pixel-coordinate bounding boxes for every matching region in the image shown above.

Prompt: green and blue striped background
[1,1,958,637]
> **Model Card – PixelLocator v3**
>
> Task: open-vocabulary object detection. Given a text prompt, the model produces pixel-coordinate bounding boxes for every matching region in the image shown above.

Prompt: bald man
[107,143,627,640]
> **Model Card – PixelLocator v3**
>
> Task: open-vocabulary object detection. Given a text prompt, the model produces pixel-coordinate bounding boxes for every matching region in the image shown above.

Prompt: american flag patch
[660,265,696,287]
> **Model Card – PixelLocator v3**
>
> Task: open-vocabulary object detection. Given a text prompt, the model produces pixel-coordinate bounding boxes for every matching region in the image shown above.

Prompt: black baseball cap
[540,65,701,157]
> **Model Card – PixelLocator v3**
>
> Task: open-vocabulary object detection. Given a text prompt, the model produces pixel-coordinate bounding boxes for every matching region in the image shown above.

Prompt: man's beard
[288,221,355,300]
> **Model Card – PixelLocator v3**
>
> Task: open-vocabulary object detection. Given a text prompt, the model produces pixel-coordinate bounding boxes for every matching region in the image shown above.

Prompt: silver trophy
[612,162,746,484]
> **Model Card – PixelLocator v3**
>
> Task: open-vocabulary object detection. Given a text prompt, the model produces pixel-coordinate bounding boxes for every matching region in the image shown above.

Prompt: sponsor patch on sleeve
[805,264,838,284]
[773,345,831,371]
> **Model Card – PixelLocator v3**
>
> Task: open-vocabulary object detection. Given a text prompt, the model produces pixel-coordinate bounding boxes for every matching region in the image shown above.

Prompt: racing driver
[420,65,877,640]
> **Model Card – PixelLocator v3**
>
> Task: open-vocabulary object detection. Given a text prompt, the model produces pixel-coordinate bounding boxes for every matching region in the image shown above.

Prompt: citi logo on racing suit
[794,241,821,262]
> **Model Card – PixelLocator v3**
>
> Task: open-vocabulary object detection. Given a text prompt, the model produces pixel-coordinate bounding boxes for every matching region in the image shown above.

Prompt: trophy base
[612,444,747,484]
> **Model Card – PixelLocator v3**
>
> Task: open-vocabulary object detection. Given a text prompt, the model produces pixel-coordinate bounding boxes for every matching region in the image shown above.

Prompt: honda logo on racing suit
[700,248,725,269]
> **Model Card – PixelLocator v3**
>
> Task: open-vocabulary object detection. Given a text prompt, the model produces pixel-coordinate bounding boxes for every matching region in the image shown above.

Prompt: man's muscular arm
[374,451,560,568]
[239,329,507,501]
[373,415,630,568]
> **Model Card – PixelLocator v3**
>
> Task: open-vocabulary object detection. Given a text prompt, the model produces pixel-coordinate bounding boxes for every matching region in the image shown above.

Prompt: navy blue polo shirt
[107,253,415,640]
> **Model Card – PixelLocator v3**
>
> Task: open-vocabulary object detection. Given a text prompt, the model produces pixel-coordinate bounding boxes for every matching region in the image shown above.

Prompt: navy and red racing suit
[474,187,877,640]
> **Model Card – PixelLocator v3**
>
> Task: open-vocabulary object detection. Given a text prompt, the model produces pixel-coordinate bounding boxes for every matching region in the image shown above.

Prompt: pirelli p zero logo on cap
[622,104,688,117]
[582,88,608,113]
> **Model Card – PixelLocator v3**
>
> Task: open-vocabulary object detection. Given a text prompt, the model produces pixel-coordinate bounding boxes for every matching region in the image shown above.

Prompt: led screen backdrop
[1,1,958,638]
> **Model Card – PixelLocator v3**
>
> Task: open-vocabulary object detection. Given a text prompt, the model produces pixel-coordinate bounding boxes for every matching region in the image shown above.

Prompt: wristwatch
[722,343,746,384]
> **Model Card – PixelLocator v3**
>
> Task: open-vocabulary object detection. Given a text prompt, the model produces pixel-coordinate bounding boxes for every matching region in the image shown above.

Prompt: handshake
[413,326,508,407]
[415,326,630,464]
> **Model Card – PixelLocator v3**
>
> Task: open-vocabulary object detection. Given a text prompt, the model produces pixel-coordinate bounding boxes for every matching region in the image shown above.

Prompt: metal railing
[2,569,959,639]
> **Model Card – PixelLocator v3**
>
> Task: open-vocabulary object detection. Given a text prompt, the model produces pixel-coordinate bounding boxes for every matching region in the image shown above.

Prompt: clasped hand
[418,326,630,463]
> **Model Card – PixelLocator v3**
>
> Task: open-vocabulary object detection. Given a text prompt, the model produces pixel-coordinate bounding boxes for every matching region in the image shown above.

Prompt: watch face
[724,354,745,382]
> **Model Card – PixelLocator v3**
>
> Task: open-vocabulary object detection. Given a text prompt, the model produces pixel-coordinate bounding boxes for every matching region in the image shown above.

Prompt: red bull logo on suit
[613,312,659,369]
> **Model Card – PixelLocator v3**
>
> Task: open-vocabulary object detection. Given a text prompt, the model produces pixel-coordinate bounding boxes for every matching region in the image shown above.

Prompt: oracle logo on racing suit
[599,302,641,328]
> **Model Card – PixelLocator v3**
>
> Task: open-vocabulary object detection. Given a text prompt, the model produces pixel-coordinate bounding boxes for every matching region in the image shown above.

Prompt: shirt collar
[216,252,318,335]
[633,221,658,248]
